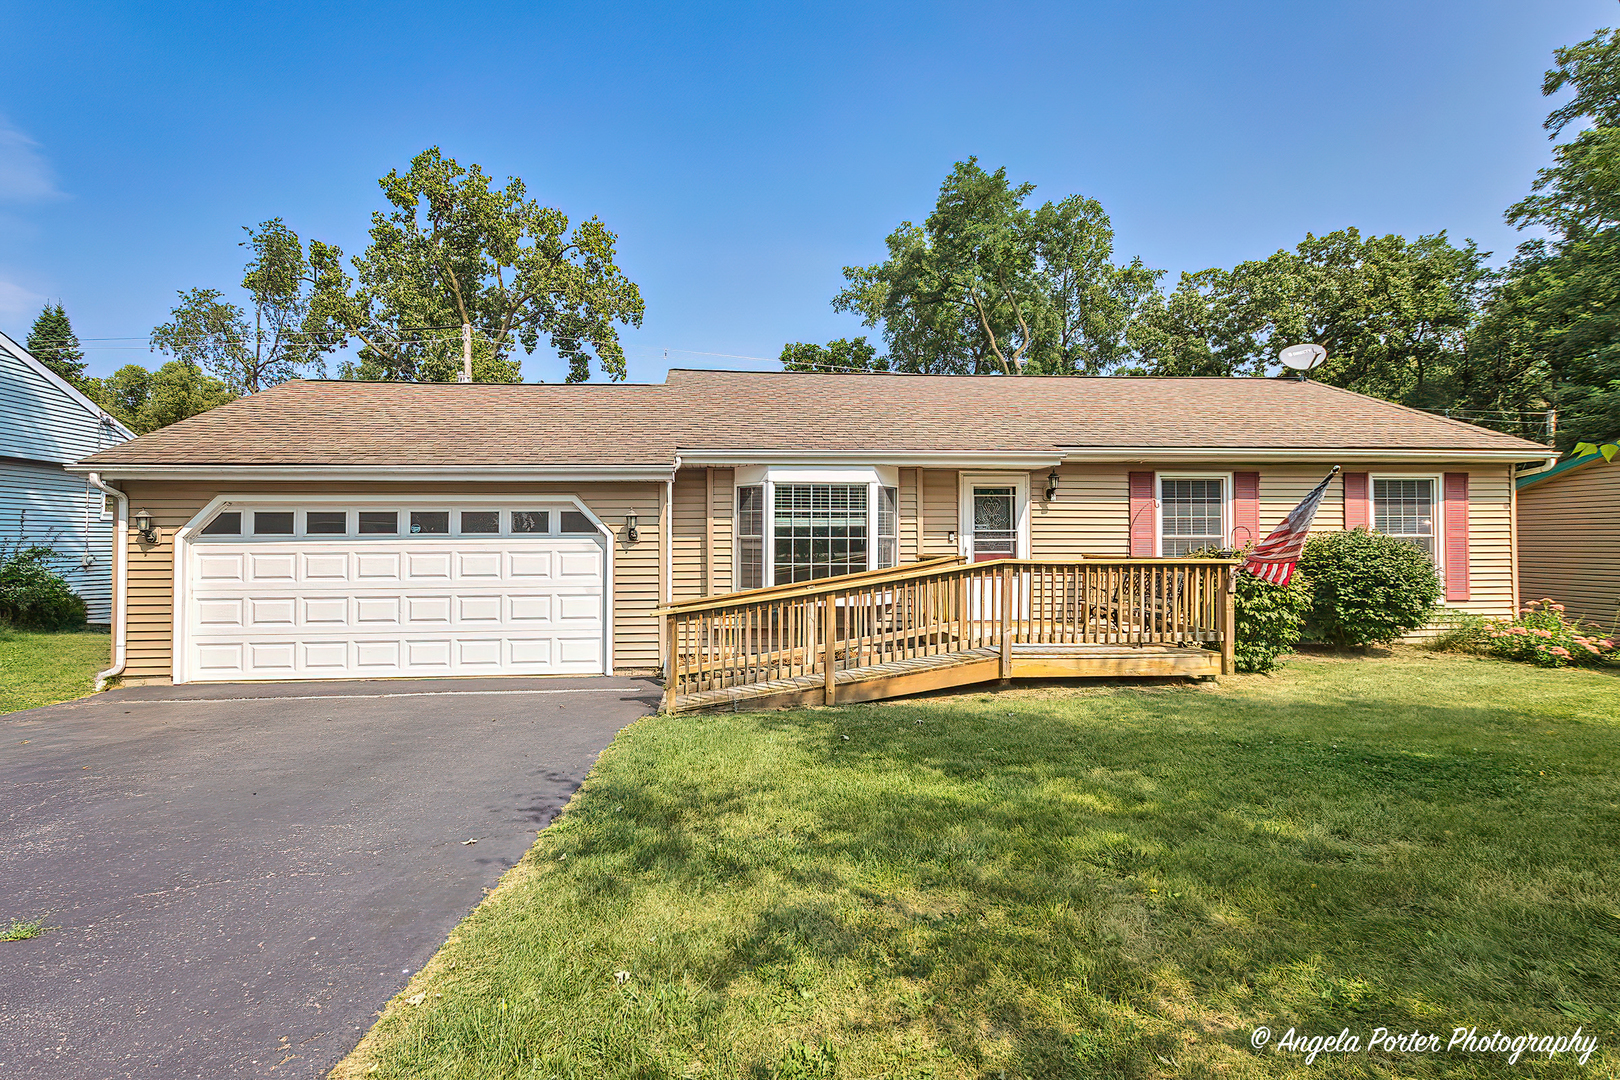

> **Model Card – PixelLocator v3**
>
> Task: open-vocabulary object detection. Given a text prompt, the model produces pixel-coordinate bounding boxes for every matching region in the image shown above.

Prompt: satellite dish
[1279,343,1327,372]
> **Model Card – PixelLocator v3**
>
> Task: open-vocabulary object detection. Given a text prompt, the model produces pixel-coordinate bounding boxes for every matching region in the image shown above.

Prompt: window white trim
[170,492,615,684]
[1153,471,1234,557]
[957,472,1031,559]
[732,467,901,587]
[1368,472,1445,576]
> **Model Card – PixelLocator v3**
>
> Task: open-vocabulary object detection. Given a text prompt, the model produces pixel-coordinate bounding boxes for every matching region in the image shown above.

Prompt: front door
[970,485,1017,562]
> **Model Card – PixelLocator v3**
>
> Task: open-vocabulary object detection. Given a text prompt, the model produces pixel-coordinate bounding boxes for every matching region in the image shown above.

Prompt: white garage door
[180,504,607,682]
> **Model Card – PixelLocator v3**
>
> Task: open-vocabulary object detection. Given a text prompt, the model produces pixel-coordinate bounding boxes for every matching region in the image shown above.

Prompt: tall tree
[1132,228,1488,408]
[26,303,87,386]
[778,337,886,372]
[81,361,236,435]
[1028,195,1161,374]
[307,147,644,383]
[818,159,1156,375]
[1474,25,1620,448]
[150,219,328,394]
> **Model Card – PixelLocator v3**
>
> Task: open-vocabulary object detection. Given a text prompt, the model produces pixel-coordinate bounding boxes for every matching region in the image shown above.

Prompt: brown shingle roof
[78,370,1548,468]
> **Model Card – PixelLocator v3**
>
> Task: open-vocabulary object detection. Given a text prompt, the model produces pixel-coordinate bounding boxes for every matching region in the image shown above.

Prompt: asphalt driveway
[0,676,659,1079]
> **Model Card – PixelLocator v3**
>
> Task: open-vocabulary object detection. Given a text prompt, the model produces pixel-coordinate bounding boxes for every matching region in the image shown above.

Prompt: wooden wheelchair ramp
[660,556,1236,713]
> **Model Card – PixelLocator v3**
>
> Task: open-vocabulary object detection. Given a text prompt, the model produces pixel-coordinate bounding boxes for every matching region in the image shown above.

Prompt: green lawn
[0,627,110,714]
[337,652,1620,1079]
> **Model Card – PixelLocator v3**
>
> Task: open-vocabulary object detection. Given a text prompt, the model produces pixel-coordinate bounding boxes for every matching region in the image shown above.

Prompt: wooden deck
[660,556,1237,713]
[671,642,1218,712]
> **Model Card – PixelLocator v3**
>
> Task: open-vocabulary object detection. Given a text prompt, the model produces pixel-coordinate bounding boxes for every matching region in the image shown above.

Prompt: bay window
[734,469,899,588]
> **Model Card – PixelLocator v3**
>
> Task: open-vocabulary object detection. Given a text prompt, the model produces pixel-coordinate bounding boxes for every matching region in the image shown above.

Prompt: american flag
[1240,466,1341,586]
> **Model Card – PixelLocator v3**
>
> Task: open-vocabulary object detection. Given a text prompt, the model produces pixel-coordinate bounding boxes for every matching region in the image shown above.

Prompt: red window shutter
[1444,472,1470,602]
[1233,472,1260,549]
[1128,471,1156,557]
[1343,472,1369,530]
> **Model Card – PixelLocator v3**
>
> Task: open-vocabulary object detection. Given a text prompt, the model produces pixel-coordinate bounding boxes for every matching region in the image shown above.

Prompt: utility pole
[1546,408,1557,443]
[459,323,473,383]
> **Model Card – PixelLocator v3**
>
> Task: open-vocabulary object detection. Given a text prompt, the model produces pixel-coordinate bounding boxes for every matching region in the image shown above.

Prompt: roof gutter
[64,464,679,483]
[1516,450,1604,489]
[85,473,127,692]
[676,450,1065,468]
[1056,446,1549,465]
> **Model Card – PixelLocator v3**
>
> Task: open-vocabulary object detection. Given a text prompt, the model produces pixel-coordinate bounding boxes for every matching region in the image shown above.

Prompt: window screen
[358,511,397,534]
[1374,478,1435,557]
[305,511,346,534]
[253,511,294,535]
[1160,478,1224,557]
[200,512,241,536]
[559,510,595,534]
[736,485,764,590]
[512,510,549,533]
[410,510,450,535]
[460,510,499,533]
[773,484,868,584]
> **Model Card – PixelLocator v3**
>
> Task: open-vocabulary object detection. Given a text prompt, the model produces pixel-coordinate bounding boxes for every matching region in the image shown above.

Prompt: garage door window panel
[359,511,398,535]
[254,511,295,535]
[410,511,450,535]
[461,511,499,534]
[512,510,549,534]
[306,511,347,534]
[200,512,241,536]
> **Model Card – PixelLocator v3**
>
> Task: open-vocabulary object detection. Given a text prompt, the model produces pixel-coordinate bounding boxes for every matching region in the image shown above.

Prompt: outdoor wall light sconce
[624,509,639,543]
[134,509,158,544]
[1045,469,1061,502]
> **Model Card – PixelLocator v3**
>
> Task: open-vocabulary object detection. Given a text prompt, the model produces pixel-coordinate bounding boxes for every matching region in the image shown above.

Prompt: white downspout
[665,456,681,607]
[86,472,127,691]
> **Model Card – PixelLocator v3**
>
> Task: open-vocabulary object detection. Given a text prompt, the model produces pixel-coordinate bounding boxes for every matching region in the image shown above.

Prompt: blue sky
[1,1,1613,383]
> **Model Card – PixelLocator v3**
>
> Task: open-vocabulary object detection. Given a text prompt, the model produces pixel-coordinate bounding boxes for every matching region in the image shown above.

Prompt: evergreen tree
[26,302,88,386]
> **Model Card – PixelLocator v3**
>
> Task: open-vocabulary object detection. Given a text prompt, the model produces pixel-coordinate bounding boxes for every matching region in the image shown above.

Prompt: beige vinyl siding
[1030,465,1132,558]
[1446,466,1515,620]
[901,468,923,563]
[710,467,734,594]
[670,468,707,602]
[115,479,663,683]
[920,469,960,558]
[1519,461,1620,629]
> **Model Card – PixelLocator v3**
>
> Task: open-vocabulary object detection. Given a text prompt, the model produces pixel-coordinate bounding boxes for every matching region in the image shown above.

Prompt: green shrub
[1427,608,1490,653]
[1481,598,1615,668]
[1231,566,1309,672]
[1186,546,1307,673]
[1298,528,1440,648]
[0,544,89,630]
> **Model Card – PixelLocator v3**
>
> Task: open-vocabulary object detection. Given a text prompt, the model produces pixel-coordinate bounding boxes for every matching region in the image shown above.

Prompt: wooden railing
[660,557,1237,711]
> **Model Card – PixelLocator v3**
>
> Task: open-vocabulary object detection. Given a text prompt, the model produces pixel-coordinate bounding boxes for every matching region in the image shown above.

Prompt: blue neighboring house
[0,329,134,624]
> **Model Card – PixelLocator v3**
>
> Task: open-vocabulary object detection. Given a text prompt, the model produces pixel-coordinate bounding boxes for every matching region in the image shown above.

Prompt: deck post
[822,595,837,706]
[1220,565,1237,675]
[662,612,678,712]
[1000,562,1014,680]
